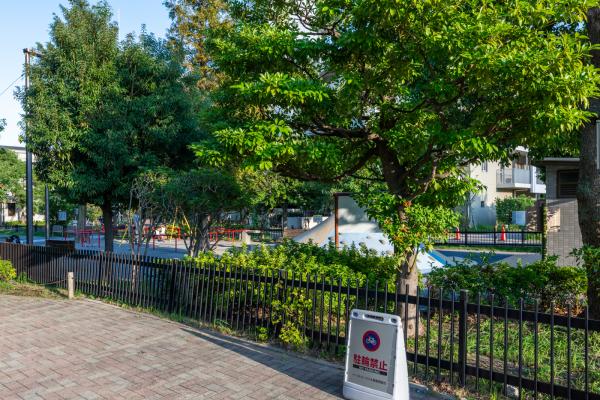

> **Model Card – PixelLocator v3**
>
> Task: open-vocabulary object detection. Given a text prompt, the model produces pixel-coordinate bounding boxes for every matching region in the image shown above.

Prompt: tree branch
[277,147,376,182]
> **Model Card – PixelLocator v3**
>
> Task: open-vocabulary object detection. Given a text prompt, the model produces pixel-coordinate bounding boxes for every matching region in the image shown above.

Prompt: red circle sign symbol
[362,330,380,352]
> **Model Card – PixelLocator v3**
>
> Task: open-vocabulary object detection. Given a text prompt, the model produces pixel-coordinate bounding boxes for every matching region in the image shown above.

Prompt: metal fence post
[167,260,177,313]
[96,252,104,297]
[458,289,469,386]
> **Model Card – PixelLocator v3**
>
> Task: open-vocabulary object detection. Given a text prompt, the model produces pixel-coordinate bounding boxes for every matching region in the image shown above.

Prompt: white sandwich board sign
[343,309,409,400]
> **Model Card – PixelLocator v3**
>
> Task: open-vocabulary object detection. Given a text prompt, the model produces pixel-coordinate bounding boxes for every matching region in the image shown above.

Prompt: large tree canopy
[187,0,600,332]
[194,0,599,231]
[20,0,202,250]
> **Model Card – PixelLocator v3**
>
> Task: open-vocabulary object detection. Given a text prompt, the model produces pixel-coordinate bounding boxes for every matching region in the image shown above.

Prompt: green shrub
[572,246,600,301]
[190,239,398,285]
[427,256,586,311]
[271,286,312,349]
[495,195,536,225]
[189,240,398,348]
[0,260,16,282]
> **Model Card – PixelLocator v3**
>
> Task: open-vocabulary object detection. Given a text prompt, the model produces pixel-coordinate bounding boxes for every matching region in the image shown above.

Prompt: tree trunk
[378,143,421,337]
[77,204,86,231]
[187,215,211,257]
[396,250,419,338]
[578,8,600,319]
[102,200,114,252]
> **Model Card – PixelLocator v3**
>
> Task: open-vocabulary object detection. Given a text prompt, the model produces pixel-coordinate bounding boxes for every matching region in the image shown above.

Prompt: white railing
[497,168,531,186]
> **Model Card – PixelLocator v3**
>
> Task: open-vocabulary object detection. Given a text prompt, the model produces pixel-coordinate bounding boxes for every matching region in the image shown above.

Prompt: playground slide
[292,195,449,273]
[293,217,335,245]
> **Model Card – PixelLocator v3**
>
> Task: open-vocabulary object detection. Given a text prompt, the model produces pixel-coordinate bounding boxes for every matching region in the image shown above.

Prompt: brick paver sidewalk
[0,296,445,400]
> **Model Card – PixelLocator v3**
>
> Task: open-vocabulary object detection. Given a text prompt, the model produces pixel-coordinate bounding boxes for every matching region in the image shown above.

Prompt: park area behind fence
[0,242,597,400]
[434,229,545,250]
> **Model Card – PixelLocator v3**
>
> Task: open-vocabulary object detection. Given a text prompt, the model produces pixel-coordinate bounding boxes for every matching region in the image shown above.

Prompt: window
[480,201,485,208]
[557,170,579,198]
[481,162,488,172]
[7,203,15,217]
[514,153,528,169]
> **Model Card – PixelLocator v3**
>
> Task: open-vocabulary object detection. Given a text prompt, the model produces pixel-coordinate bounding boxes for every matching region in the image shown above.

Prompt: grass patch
[0,280,69,299]
[405,312,600,399]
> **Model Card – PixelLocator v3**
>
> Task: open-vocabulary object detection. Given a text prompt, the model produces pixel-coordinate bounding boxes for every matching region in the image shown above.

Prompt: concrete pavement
[0,296,448,400]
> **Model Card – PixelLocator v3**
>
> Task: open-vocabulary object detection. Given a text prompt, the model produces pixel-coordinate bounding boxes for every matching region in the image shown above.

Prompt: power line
[0,73,24,97]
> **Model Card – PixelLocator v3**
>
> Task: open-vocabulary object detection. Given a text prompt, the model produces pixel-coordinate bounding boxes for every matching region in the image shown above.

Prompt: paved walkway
[0,296,445,400]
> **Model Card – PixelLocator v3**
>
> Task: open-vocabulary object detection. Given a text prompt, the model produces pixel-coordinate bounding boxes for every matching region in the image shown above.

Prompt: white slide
[293,216,335,245]
[293,195,446,272]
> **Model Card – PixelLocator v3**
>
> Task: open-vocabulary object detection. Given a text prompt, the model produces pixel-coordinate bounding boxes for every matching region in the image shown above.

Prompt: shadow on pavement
[179,327,450,400]
[181,327,344,398]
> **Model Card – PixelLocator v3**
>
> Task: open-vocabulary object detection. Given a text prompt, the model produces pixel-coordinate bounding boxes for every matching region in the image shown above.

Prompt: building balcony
[497,166,546,194]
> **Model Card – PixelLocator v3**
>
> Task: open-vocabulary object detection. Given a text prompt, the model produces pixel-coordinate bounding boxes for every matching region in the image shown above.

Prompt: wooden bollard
[67,272,75,300]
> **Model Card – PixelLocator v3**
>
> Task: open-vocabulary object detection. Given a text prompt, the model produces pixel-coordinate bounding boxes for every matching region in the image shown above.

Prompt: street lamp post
[23,48,50,244]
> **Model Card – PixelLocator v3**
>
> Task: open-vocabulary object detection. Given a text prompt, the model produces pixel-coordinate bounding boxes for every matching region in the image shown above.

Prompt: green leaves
[22,1,202,211]
[0,149,26,205]
[186,0,600,252]
[428,256,587,310]
[232,72,330,107]
[191,239,398,284]
[495,195,537,225]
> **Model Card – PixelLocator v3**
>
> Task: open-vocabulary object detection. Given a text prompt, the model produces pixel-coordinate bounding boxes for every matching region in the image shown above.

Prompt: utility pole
[23,48,50,244]
[23,49,33,245]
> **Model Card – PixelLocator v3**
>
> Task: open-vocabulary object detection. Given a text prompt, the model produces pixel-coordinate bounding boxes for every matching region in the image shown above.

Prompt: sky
[0,0,173,147]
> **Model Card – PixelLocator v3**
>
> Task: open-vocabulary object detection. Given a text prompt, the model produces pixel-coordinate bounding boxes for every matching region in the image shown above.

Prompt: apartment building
[463,147,546,227]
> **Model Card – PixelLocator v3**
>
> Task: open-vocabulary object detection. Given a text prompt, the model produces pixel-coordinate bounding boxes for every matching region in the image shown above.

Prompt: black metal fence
[435,230,545,249]
[0,243,597,399]
[246,228,284,242]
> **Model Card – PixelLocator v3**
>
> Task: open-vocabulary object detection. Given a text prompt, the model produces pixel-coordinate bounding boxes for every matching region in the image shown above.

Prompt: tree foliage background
[19,0,203,250]
[183,0,599,278]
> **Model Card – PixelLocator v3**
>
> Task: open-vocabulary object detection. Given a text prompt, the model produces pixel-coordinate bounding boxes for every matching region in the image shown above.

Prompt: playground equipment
[59,226,102,248]
[500,224,507,241]
[294,194,448,274]
[51,222,280,252]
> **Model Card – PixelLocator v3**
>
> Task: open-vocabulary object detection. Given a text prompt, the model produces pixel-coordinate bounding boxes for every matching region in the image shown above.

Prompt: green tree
[237,170,333,228]
[0,147,46,226]
[187,0,600,332]
[0,148,25,208]
[495,195,536,225]
[20,0,202,251]
[165,0,230,89]
[163,168,244,256]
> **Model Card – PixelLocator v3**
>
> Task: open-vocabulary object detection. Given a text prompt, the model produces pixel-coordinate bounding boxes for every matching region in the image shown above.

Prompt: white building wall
[464,152,546,227]
[465,162,501,227]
